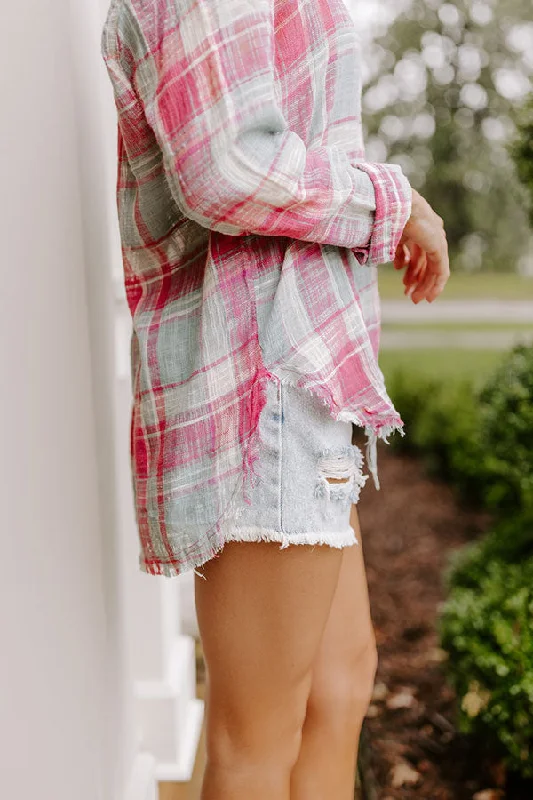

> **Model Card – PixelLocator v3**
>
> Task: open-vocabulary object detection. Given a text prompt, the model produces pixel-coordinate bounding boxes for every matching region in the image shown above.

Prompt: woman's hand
[393,189,450,303]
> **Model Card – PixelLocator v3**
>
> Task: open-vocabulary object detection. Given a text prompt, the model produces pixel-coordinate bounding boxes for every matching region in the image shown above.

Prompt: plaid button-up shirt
[101,0,412,577]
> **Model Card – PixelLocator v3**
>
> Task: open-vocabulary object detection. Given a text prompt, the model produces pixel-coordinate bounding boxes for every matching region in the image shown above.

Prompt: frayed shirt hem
[139,524,359,579]
[137,373,403,578]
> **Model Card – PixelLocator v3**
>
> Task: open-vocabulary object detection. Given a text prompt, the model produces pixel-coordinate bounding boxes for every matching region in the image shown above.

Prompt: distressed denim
[217,378,369,557]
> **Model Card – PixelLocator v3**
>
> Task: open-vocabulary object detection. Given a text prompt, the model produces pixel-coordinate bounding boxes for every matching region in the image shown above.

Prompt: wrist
[355,162,414,266]
[403,189,422,231]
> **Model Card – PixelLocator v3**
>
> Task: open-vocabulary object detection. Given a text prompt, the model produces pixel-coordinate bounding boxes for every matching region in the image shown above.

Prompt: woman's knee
[194,540,344,768]
[307,636,378,723]
[204,671,312,770]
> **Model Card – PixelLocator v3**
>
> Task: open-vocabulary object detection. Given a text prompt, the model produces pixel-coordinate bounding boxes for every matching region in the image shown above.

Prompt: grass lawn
[381,322,533,333]
[379,348,505,386]
[378,268,533,301]
[377,272,533,385]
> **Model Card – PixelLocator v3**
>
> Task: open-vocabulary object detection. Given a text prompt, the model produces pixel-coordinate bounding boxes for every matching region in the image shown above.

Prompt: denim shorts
[219,378,369,551]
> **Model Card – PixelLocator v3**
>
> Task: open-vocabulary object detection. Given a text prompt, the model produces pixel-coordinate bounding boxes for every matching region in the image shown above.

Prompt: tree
[361,0,533,272]
[509,96,533,228]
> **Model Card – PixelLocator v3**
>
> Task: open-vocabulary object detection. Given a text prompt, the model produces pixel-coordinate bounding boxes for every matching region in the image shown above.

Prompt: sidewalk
[380,329,533,350]
[381,300,533,324]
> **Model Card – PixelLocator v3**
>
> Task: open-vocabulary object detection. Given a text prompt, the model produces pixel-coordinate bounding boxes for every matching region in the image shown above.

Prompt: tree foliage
[509,94,533,227]
[361,0,533,272]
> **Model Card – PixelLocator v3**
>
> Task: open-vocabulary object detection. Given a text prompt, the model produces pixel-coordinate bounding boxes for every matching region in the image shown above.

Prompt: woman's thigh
[193,379,372,762]
[308,503,377,708]
[194,538,344,760]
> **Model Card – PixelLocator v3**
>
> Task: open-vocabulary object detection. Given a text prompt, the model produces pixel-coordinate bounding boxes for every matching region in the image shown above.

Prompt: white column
[1,0,132,796]
[95,0,204,783]
[114,279,204,783]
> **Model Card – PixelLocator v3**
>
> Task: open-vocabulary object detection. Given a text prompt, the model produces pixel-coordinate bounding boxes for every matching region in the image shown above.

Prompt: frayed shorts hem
[137,525,359,579]
[220,523,359,549]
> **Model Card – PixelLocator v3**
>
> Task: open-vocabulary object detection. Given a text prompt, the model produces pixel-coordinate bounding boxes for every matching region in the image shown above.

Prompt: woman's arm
[102,0,412,266]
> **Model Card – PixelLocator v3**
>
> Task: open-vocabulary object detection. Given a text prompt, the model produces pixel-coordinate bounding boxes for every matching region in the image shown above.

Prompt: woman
[101,0,449,796]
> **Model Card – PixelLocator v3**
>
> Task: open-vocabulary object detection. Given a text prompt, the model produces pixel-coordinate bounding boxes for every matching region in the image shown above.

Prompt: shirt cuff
[351,162,412,268]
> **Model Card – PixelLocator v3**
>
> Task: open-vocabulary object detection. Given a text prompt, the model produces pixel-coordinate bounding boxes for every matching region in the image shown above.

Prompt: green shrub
[387,369,488,506]
[509,96,533,227]
[438,538,533,778]
[387,344,533,514]
[477,344,533,513]
[385,370,442,456]
[387,345,533,777]
[443,511,533,592]
[414,378,485,500]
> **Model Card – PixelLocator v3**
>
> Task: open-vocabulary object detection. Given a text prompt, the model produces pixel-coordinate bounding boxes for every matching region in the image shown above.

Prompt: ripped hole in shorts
[314,444,369,515]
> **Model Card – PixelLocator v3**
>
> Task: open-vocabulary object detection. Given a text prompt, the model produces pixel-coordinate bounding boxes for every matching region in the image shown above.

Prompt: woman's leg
[290,504,378,800]
[194,538,344,800]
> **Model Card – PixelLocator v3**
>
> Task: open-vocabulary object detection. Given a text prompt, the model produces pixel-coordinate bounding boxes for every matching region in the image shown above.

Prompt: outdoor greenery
[509,93,533,226]
[386,343,533,777]
[363,0,533,273]
[477,344,533,512]
[377,267,533,300]
[386,370,485,503]
[380,347,509,384]
[439,545,533,777]
[370,0,533,781]
[386,345,533,508]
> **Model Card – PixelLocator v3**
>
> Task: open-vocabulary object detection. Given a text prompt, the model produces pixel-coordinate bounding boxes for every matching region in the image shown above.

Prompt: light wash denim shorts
[220,378,369,550]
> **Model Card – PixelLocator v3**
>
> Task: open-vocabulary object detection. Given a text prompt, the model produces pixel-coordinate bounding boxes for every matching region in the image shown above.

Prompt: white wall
[0,0,135,798]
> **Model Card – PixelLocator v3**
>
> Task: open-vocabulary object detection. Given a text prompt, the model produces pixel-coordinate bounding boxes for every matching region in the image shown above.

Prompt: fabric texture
[101,0,413,578]
[214,379,367,563]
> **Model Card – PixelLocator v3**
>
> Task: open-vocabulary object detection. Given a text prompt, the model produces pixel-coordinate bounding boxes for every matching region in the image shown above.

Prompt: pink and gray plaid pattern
[101,0,412,577]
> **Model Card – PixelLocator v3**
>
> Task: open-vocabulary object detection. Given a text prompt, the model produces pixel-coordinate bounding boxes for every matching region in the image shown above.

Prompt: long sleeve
[103,0,412,265]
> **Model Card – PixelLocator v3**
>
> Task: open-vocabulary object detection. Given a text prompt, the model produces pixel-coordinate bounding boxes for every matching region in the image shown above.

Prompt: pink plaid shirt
[101,0,412,577]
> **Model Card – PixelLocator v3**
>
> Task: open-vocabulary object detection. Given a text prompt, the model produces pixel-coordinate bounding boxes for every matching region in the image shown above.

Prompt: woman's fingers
[401,190,450,302]
[403,244,426,292]
[393,240,410,271]
[392,225,450,304]
[411,259,438,302]
[411,250,449,303]
[411,270,437,303]
[427,261,450,302]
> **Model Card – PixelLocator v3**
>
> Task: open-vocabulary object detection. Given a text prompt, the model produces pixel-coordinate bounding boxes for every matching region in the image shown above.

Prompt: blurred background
[355,0,533,394]
[349,2,533,798]
[1,0,531,799]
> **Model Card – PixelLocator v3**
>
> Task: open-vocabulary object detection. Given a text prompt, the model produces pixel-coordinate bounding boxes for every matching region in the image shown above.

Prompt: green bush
[440,511,533,779]
[387,343,533,514]
[509,96,533,227]
[385,370,442,456]
[477,344,533,513]
[443,512,533,590]
[414,378,485,500]
[387,369,488,506]
[438,536,533,778]
[388,344,533,777]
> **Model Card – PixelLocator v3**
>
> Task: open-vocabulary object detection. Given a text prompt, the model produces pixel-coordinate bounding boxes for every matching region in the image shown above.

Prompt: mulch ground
[356,443,533,800]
